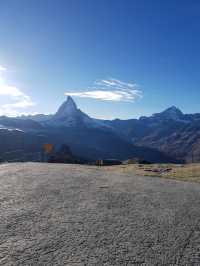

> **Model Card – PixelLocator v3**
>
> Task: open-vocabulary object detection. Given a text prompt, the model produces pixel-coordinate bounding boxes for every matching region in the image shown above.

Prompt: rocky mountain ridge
[0,96,199,162]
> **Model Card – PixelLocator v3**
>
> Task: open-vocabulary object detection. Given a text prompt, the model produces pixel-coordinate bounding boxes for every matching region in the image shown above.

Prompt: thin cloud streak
[65,78,142,102]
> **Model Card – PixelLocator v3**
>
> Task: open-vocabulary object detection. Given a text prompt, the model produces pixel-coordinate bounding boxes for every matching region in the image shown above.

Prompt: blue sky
[0,0,200,119]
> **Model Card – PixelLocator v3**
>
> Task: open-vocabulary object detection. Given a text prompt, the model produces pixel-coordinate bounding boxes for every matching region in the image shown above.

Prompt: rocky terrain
[102,106,200,162]
[0,97,176,163]
[0,163,200,265]
[1,97,200,162]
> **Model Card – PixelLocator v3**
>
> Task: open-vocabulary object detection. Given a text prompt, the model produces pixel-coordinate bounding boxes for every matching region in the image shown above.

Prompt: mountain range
[0,96,199,163]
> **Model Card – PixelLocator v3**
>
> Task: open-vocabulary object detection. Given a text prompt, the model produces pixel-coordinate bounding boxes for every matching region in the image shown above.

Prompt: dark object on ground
[138,159,152,164]
[95,159,122,166]
[144,167,172,173]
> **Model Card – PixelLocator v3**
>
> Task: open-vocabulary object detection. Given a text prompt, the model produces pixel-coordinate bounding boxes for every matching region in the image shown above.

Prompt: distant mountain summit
[153,106,184,120]
[46,96,93,127]
[1,97,200,162]
[54,96,78,119]
[0,96,176,163]
[45,96,109,129]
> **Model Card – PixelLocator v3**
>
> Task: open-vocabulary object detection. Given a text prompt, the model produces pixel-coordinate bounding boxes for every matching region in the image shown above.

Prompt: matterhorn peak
[66,95,76,106]
[54,96,78,119]
[47,96,109,128]
[66,96,77,108]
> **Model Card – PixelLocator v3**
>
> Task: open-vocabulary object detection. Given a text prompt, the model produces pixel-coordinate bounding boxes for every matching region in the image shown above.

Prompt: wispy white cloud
[0,65,6,72]
[0,66,35,116]
[65,78,142,102]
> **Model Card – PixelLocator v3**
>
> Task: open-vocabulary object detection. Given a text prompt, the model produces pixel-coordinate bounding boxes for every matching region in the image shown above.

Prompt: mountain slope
[44,96,110,130]
[0,128,47,161]
[0,116,43,131]
[41,125,175,162]
[2,98,200,162]
[104,106,200,162]
[0,97,177,163]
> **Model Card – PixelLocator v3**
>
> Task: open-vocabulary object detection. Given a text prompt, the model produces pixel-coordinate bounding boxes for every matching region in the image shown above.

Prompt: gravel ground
[0,163,200,265]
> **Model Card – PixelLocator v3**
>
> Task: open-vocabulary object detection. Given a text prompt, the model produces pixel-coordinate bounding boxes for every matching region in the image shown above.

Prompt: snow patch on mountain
[0,124,24,132]
[44,96,111,129]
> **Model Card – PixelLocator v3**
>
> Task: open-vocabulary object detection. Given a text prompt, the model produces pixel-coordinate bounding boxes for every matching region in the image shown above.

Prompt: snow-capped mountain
[44,96,111,129]
[54,96,78,118]
[1,97,200,162]
[48,96,94,127]
[0,96,176,163]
